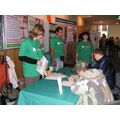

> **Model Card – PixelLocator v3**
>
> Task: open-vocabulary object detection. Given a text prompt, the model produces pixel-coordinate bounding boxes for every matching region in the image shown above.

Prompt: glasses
[37,33,44,36]
[34,32,44,37]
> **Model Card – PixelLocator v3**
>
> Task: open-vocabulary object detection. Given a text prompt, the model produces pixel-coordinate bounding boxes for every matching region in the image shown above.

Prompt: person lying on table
[68,61,114,105]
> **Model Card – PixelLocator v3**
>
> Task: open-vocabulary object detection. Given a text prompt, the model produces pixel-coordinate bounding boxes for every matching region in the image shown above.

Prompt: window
[98,25,108,37]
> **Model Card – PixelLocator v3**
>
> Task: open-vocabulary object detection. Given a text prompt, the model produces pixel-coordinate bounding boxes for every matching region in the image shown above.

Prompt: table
[17,67,79,105]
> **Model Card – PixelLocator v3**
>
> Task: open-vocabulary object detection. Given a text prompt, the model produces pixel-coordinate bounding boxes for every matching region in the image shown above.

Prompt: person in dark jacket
[89,48,116,90]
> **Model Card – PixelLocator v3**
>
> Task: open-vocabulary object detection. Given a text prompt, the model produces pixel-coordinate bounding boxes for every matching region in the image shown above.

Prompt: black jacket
[89,56,116,90]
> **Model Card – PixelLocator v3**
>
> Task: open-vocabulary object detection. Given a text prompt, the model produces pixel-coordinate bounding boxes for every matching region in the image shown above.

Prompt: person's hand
[52,59,57,67]
[64,58,67,64]
[68,77,74,83]
[37,61,42,66]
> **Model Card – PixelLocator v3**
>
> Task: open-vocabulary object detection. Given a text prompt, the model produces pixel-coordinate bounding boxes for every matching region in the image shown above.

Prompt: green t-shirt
[19,37,45,77]
[50,36,64,59]
[76,40,94,64]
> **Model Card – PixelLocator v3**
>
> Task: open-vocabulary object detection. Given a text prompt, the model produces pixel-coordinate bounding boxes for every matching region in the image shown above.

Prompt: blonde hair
[30,24,44,38]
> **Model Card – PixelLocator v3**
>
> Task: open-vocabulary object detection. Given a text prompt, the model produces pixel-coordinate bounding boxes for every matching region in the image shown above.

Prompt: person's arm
[50,48,56,66]
[19,56,37,64]
[91,45,95,62]
[76,53,78,62]
[19,56,42,65]
[98,59,109,75]
[64,44,67,63]
[76,43,80,62]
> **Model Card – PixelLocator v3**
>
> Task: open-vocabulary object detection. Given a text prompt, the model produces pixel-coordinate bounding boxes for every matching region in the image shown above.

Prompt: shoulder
[77,41,83,46]
[21,37,31,44]
[87,41,93,46]
[51,36,57,40]
[83,69,103,79]
[50,36,57,42]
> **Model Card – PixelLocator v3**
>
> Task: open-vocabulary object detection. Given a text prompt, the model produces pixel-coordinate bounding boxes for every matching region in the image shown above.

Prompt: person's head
[93,48,104,61]
[82,32,90,41]
[55,26,63,38]
[75,61,88,76]
[102,33,106,38]
[116,37,119,40]
[32,24,45,40]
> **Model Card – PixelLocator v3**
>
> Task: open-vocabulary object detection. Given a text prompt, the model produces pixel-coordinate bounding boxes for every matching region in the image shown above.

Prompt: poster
[4,15,28,48]
[90,32,101,49]
[66,26,74,43]
[0,15,3,50]
[28,16,44,33]
[43,21,49,52]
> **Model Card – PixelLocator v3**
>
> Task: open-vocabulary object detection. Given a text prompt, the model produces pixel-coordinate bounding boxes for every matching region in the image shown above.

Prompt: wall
[54,15,77,22]
[108,25,120,38]
[90,25,98,32]
[32,15,77,23]
[87,24,120,38]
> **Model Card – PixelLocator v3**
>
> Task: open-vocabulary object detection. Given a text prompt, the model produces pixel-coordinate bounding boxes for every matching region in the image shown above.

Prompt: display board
[0,15,3,50]
[4,15,45,49]
[4,15,28,49]
[66,26,77,43]
[90,32,101,49]
[55,18,77,43]
[28,15,44,32]
[43,21,49,52]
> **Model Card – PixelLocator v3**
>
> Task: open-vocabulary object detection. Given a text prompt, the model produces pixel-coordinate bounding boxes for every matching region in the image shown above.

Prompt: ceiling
[80,15,120,25]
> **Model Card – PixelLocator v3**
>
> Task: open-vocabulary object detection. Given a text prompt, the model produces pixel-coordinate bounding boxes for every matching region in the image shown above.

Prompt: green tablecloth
[17,67,79,105]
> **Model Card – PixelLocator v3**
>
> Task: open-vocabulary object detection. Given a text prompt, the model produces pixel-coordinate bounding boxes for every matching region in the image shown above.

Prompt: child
[68,61,114,105]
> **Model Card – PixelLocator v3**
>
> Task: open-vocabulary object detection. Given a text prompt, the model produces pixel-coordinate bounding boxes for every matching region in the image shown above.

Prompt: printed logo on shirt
[82,46,90,48]
[37,47,45,51]
[57,42,63,46]
[33,48,36,51]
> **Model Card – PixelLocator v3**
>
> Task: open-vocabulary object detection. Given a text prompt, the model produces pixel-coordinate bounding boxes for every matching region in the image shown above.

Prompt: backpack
[1,83,19,102]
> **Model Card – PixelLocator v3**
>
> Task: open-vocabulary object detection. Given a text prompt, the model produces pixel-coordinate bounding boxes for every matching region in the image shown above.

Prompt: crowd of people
[99,34,120,56]
[18,24,119,105]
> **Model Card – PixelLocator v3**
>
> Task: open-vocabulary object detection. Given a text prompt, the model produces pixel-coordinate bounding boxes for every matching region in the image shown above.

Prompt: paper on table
[57,78,63,94]
[45,73,67,80]
[36,56,48,76]
[62,81,74,87]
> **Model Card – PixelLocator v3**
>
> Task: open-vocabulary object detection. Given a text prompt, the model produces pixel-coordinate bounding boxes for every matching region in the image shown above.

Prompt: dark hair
[94,48,104,55]
[82,32,90,41]
[55,26,63,33]
[78,33,83,41]
[82,32,89,36]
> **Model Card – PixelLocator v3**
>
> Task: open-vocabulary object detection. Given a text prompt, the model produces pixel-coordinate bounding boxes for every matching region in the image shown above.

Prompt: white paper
[36,56,48,75]
[62,81,74,87]
[53,58,63,71]
[45,73,67,80]
[57,78,63,94]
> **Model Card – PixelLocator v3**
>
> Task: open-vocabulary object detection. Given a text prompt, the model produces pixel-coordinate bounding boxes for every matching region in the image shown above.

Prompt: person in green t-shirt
[19,24,45,86]
[50,26,66,71]
[76,32,94,64]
